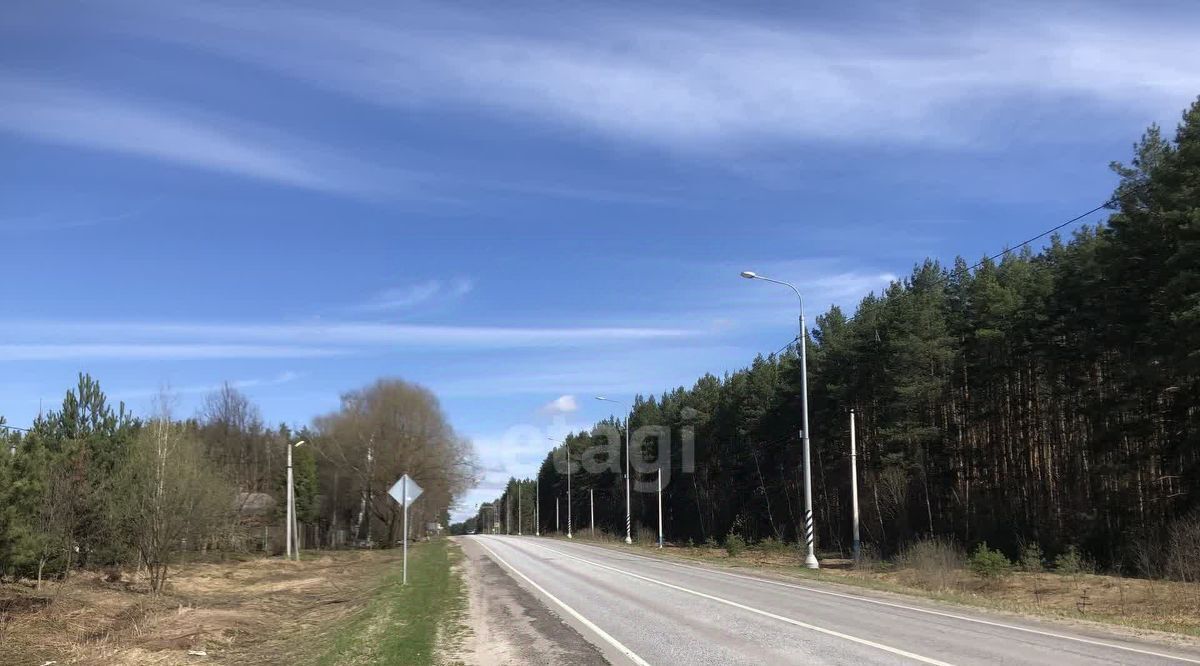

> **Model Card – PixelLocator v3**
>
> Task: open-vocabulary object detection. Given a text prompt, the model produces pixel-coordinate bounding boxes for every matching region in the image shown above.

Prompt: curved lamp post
[595,396,633,544]
[740,271,819,569]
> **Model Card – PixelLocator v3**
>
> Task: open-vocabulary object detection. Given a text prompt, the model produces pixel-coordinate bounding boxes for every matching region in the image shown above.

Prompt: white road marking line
[519,539,953,666]
[553,539,1200,665]
[473,537,653,666]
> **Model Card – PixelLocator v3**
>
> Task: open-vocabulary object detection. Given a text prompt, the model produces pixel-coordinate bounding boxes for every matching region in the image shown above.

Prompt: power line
[958,197,1115,276]
[766,196,1116,354]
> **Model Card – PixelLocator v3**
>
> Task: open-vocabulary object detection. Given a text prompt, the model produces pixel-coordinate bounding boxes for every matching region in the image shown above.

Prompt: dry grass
[0,549,410,665]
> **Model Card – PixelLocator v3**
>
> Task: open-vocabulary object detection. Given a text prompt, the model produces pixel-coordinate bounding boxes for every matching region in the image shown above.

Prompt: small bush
[968,543,1013,581]
[1019,542,1044,573]
[703,536,718,549]
[759,537,789,555]
[898,536,964,590]
[854,543,880,573]
[724,534,747,557]
[1054,546,1092,576]
[1165,512,1200,583]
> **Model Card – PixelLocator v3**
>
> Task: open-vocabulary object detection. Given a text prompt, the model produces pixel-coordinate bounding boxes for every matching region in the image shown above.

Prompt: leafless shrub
[897,536,964,591]
[1165,512,1200,584]
[854,543,881,574]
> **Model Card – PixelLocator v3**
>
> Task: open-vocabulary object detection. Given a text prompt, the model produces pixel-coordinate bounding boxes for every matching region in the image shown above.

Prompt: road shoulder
[449,537,608,666]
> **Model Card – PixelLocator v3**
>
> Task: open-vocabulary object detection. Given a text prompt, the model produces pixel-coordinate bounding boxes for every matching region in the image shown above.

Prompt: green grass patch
[316,540,467,666]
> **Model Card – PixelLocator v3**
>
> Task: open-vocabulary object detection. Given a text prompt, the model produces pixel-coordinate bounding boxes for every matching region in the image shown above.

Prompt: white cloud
[0,76,397,195]
[540,394,579,415]
[140,4,1200,150]
[0,344,338,361]
[113,371,303,400]
[354,277,474,312]
[0,319,696,361]
[453,421,592,521]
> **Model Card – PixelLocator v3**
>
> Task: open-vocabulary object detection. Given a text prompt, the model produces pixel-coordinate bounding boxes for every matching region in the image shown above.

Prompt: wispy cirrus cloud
[112,371,303,401]
[0,76,398,196]
[0,319,696,361]
[353,277,474,313]
[0,344,339,362]
[137,3,1200,150]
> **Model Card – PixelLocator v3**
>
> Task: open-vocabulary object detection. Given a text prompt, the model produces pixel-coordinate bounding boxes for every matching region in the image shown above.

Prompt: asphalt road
[468,535,1200,666]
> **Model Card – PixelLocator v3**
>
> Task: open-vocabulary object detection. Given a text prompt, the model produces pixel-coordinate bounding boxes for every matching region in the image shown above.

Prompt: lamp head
[294,440,306,448]
[740,271,757,279]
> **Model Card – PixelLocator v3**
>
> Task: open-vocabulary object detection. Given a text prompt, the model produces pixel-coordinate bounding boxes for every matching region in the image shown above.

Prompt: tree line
[470,98,1200,576]
[0,376,475,591]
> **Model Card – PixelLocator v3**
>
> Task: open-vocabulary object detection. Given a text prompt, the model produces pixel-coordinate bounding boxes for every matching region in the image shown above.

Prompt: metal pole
[851,409,861,562]
[286,444,294,560]
[799,305,819,569]
[556,497,560,533]
[536,476,540,536]
[518,481,523,535]
[567,442,573,539]
[590,489,595,537]
[741,272,819,568]
[595,398,634,544]
[402,476,409,585]
[657,467,663,549]
[625,412,632,544]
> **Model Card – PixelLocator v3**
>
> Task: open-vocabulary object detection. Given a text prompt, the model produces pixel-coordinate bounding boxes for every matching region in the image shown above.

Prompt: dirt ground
[445,538,607,666]
[0,550,407,666]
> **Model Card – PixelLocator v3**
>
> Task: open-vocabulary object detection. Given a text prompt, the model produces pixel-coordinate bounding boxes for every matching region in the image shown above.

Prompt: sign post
[388,474,423,585]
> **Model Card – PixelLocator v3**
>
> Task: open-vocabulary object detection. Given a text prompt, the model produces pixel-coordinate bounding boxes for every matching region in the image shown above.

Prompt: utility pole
[556,497,560,533]
[657,467,664,549]
[850,410,861,562]
[287,440,306,561]
[590,489,595,538]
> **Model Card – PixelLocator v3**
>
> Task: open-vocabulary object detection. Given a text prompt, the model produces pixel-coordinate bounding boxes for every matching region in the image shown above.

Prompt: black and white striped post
[741,271,819,569]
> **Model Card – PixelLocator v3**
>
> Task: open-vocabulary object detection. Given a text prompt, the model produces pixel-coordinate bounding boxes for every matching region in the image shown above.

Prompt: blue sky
[2,1,1197,518]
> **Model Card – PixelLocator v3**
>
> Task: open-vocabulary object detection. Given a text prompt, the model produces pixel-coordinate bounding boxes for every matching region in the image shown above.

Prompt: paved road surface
[467,535,1200,665]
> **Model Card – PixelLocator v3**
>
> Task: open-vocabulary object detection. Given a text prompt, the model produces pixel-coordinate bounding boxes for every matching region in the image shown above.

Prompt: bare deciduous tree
[118,403,232,592]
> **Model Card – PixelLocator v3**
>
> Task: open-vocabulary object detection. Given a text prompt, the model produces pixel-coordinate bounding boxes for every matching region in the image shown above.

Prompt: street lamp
[740,270,820,569]
[287,439,306,561]
[1,422,31,457]
[549,437,572,539]
[595,396,633,544]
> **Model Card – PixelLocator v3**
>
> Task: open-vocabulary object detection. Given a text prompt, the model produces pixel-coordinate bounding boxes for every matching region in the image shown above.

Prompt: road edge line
[473,537,652,666]
[525,539,952,666]
[555,539,1200,665]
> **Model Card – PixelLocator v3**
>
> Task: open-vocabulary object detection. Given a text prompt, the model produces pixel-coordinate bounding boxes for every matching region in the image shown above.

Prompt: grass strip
[317,539,466,665]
